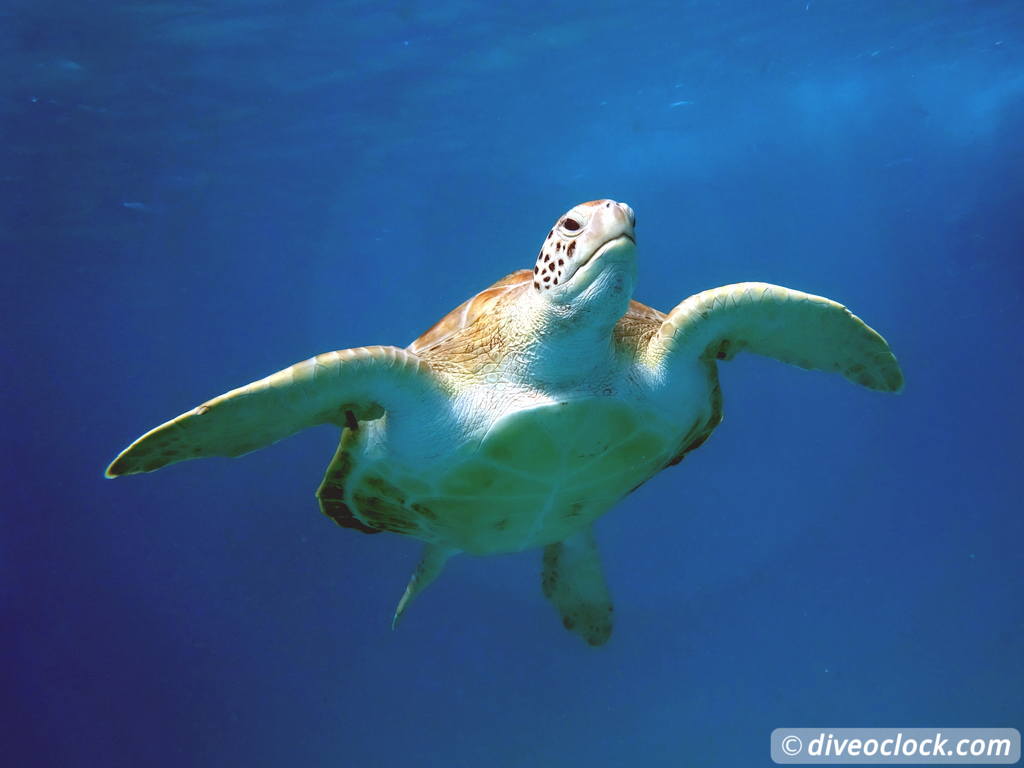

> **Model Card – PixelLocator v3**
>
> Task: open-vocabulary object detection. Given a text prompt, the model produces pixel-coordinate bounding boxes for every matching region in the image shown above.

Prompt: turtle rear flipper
[106,346,441,477]
[542,526,613,646]
[392,543,458,629]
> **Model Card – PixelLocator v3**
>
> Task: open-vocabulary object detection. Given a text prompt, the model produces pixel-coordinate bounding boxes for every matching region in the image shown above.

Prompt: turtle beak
[619,202,636,230]
[590,234,636,265]
[612,201,636,245]
[580,201,636,269]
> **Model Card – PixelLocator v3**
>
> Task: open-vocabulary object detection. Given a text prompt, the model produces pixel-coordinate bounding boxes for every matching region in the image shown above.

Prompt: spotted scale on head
[531,200,636,293]
[534,209,588,291]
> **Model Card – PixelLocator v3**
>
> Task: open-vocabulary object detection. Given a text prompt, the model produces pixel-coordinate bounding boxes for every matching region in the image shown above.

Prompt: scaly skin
[106,199,903,645]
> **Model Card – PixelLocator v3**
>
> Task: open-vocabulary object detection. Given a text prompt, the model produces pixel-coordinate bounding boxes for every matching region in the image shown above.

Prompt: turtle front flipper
[648,283,904,392]
[542,526,613,646]
[106,346,442,477]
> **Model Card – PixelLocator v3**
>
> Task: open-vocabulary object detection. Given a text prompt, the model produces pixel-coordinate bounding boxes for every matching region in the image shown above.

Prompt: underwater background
[4,0,1023,765]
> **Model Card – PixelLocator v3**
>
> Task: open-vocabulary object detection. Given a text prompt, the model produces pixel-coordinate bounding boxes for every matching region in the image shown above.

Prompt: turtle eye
[562,217,581,232]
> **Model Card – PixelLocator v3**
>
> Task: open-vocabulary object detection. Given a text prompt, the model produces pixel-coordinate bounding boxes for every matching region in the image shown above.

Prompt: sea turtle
[107,199,903,645]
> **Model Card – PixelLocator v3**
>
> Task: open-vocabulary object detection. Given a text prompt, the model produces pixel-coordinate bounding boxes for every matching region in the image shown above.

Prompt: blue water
[5,1,1022,765]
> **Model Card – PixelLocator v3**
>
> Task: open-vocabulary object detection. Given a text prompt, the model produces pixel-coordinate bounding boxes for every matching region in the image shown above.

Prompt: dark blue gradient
[4,1,1022,765]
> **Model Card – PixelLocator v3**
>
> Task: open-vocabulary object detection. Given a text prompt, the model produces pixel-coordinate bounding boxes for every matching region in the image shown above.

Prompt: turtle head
[532,199,637,320]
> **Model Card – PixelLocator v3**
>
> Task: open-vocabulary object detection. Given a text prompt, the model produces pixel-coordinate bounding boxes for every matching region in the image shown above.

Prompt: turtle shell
[316,270,715,555]
[409,269,667,358]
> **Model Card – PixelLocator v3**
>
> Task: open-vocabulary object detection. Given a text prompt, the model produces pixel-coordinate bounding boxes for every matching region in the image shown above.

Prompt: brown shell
[319,270,725,550]
[407,269,667,358]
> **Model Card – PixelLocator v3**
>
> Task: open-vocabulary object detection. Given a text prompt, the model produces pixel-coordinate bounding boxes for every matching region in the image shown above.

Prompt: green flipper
[106,346,440,477]
[542,526,613,646]
[649,282,904,392]
[393,543,457,628]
